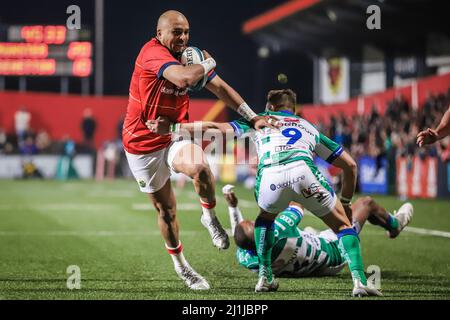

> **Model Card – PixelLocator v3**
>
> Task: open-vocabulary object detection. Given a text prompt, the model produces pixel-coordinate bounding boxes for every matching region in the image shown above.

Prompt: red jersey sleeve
[142,43,181,79]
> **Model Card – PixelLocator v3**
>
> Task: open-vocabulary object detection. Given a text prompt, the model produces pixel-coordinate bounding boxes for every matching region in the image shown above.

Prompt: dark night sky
[0,0,314,110]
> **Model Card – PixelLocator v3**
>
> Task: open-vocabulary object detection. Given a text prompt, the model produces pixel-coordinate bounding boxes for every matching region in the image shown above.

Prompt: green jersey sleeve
[229,118,253,138]
[228,112,267,137]
[273,205,303,240]
[236,248,259,270]
[314,132,343,164]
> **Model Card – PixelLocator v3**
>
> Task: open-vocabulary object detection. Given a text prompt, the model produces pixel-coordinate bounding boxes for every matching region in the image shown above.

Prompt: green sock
[254,217,275,282]
[387,214,399,230]
[338,232,367,285]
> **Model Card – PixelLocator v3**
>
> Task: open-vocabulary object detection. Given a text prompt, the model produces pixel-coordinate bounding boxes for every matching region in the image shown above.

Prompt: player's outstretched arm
[205,76,280,131]
[417,105,450,146]
[180,121,233,134]
[330,150,358,216]
[146,116,233,135]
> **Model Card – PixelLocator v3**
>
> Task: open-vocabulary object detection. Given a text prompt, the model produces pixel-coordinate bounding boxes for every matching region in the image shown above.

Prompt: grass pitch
[0,179,449,300]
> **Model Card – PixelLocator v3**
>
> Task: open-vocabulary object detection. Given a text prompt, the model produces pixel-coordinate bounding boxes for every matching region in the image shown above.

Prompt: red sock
[200,199,216,209]
[165,242,183,255]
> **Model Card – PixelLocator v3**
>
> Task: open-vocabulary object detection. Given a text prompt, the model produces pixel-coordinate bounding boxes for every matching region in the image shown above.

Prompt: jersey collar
[278,110,294,115]
[267,110,296,117]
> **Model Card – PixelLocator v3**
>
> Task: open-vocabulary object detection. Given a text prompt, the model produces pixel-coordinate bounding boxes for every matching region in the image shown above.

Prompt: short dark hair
[267,89,297,111]
[234,221,256,251]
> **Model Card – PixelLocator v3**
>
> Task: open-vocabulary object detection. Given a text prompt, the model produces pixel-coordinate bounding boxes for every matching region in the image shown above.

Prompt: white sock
[201,207,216,219]
[228,206,244,236]
[170,252,188,270]
[165,242,187,269]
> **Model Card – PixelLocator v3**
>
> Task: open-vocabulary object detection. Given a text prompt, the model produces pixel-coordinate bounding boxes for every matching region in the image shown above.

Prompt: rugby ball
[180,47,208,92]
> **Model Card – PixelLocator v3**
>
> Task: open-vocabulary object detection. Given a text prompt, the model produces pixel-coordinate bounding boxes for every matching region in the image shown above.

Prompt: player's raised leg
[352,197,413,238]
[170,142,229,249]
[321,199,382,297]
[288,158,381,297]
[222,184,244,236]
[148,179,209,290]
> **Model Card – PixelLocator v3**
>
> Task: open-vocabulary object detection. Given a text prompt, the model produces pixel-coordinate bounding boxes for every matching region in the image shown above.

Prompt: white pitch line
[0,204,118,211]
[1,227,449,239]
[403,226,450,238]
[132,203,200,211]
[0,230,198,237]
[87,190,135,198]
[238,199,257,209]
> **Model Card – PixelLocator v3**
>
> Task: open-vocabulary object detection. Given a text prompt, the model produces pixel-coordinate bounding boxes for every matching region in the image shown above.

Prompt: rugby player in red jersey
[122,10,279,290]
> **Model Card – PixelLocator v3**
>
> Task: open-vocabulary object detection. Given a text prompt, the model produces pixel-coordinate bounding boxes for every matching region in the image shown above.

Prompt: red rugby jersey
[123,38,217,155]
[123,38,189,154]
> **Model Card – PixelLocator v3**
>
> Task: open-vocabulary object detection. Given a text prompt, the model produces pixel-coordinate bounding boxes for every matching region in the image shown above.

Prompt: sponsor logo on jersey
[275,145,294,152]
[279,214,295,227]
[301,183,327,203]
[270,175,304,191]
[279,122,315,136]
[161,86,188,96]
[138,179,146,188]
[282,118,300,123]
[301,183,320,197]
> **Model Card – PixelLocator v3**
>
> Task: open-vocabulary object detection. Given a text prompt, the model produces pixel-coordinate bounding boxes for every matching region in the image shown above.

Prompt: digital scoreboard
[0,25,92,77]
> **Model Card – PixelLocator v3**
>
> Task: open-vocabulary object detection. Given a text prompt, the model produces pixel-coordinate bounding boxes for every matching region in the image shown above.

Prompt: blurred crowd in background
[0,107,124,157]
[314,88,450,163]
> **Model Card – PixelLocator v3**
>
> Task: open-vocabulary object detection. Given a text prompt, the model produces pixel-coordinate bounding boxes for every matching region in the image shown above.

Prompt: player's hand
[416,128,439,147]
[251,115,281,131]
[202,50,213,60]
[146,116,171,135]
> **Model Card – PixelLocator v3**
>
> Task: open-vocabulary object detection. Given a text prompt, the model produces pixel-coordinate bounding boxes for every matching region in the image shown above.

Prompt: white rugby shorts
[125,140,192,193]
[256,160,337,217]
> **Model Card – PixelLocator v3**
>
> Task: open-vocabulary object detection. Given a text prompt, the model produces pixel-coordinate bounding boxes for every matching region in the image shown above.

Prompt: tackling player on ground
[222,185,413,288]
[122,10,278,290]
[147,89,387,296]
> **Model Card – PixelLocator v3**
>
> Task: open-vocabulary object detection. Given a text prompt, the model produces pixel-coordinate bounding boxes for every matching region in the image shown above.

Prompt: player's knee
[191,163,212,181]
[158,207,176,223]
[153,201,176,219]
[361,196,375,208]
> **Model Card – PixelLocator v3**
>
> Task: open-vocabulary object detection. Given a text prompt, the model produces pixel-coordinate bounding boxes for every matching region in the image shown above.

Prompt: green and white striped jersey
[229,110,343,171]
[236,206,345,277]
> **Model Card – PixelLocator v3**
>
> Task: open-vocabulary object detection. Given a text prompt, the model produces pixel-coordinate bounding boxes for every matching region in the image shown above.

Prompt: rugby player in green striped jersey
[145,89,412,296]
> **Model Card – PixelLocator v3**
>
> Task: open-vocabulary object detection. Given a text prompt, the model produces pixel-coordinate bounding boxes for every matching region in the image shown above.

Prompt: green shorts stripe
[301,157,333,195]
